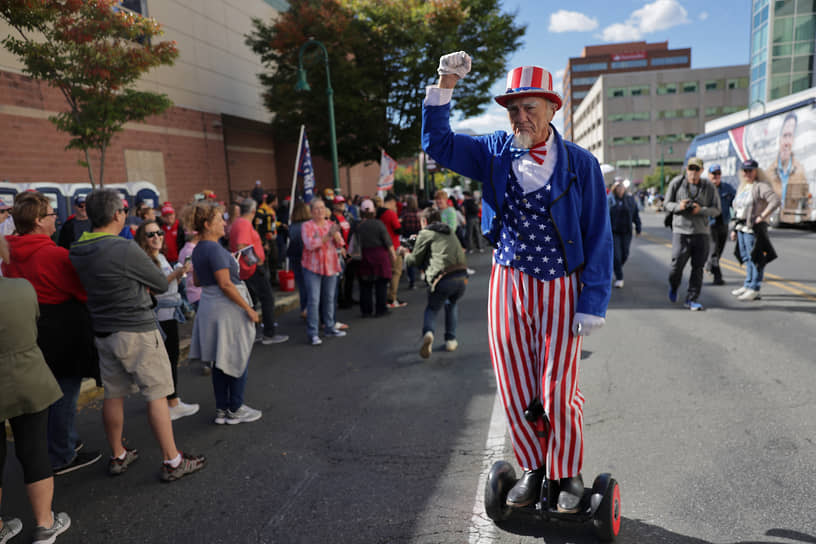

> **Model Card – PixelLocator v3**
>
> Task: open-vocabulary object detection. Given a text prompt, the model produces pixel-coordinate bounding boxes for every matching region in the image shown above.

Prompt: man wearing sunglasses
[58,194,92,249]
[664,157,722,311]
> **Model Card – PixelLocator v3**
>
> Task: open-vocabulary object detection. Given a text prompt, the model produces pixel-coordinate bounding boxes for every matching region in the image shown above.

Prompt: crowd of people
[0,179,488,543]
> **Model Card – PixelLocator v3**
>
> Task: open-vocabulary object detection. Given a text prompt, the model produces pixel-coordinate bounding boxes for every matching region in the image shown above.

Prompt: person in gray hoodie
[402,207,467,358]
[663,156,721,311]
[69,189,206,483]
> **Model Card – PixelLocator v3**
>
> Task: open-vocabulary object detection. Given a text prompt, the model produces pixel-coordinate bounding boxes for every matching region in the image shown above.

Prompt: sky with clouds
[451,0,750,135]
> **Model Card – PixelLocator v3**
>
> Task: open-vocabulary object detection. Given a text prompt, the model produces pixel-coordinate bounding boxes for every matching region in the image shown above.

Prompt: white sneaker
[467,268,476,276]
[261,334,289,345]
[731,286,748,296]
[169,400,200,421]
[226,404,262,425]
[0,517,22,544]
[420,331,433,359]
[737,288,761,301]
[311,336,323,346]
[613,280,624,288]
[324,328,346,337]
[444,339,458,352]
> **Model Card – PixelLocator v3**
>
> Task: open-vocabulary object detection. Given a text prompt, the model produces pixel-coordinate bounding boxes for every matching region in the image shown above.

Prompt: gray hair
[86,188,123,228]
[239,198,257,216]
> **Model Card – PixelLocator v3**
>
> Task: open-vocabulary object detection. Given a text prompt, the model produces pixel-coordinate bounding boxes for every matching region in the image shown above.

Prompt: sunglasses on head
[146,230,164,238]
[688,165,701,171]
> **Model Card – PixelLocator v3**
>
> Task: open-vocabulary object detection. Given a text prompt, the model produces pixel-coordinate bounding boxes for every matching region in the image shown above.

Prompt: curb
[77,291,300,409]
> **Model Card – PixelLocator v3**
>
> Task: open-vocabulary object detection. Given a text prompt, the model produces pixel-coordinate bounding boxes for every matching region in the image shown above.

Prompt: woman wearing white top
[135,220,200,421]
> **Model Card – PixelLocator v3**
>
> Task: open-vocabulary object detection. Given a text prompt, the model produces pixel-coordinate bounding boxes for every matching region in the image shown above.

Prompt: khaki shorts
[94,329,174,401]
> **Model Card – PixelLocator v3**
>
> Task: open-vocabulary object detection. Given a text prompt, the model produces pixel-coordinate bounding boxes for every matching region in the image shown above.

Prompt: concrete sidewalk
[78,289,301,407]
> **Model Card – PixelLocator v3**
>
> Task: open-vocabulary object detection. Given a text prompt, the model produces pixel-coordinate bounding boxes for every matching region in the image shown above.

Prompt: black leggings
[1,409,52,485]
[160,319,180,400]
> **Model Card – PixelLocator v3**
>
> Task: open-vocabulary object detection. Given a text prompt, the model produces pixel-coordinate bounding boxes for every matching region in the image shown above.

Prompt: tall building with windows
[563,41,691,141]
[750,0,816,106]
[572,65,749,185]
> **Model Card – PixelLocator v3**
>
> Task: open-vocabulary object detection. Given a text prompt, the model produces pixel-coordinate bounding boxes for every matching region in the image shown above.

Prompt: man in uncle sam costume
[422,52,612,512]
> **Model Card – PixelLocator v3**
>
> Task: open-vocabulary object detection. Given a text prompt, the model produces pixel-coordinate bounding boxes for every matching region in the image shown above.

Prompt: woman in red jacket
[2,191,101,476]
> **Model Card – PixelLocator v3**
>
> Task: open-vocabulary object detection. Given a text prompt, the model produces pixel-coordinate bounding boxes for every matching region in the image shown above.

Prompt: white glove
[437,51,472,79]
[572,312,605,337]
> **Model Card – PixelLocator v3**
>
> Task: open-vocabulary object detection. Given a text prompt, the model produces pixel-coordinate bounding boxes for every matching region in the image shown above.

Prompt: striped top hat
[494,66,562,110]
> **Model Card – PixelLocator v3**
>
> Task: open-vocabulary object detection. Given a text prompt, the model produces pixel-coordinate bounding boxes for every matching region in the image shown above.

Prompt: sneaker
[214,409,227,425]
[444,339,458,352]
[108,447,139,476]
[668,287,678,303]
[324,328,347,337]
[712,277,725,285]
[261,334,289,345]
[420,331,433,359]
[0,518,22,544]
[731,286,748,296]
[169,400,200,421]
[311,336,323,346]
[226,404,262,425]
[386,300,408,309]
[466,268,476,276]
[737,288,761,301]
[613,279,624,288]
[684,300,705,311]
[334,321,349,330]
[31,512,70,544]
[160,452,207,482]
[53,450,102,476]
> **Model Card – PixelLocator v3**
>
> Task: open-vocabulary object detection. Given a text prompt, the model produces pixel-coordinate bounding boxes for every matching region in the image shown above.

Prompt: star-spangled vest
[493,169,567,281]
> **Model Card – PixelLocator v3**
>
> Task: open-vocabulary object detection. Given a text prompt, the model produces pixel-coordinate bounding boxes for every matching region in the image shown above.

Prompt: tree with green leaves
[246,0,524,166]
[0,0,179,187]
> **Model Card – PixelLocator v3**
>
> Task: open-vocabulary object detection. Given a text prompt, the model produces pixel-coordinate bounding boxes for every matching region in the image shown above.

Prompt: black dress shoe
[506,467,545,507]
[556,474,584,513]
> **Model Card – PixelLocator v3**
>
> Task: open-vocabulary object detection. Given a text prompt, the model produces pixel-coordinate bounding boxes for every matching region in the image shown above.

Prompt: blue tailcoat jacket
[422,102,613,317]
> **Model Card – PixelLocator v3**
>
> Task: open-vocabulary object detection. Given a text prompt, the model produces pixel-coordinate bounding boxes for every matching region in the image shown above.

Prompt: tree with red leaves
[1,0,179,186]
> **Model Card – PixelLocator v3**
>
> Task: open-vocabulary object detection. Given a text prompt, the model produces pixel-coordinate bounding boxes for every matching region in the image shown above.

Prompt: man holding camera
[664,157,721,311]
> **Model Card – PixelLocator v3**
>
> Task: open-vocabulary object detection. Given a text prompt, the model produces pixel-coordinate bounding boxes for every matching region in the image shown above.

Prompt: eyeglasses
[146,230,164,238]
[42,212,58,217]
[0,209,9,214]
[687,165,701,171]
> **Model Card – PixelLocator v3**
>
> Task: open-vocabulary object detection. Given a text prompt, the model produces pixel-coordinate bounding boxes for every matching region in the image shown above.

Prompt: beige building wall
[0,0,281,122]
[573,65,749,185]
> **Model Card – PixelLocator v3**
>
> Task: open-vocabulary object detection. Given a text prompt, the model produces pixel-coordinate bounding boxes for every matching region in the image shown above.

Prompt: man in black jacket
[608,179,641,288]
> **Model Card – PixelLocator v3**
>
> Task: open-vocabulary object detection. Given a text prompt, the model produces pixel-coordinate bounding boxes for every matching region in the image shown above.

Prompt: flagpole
[286,124,306,272]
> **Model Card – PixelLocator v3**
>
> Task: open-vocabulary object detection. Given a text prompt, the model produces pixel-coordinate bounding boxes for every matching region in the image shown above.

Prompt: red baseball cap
[161,203,175,215]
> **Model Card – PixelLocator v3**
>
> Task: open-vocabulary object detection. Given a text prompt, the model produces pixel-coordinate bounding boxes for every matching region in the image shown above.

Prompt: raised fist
[437,51,472,79]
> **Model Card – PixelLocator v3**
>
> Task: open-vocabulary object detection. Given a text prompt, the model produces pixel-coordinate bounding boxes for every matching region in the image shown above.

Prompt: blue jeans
[211,365,249,412]
[291,260,307,311]
[612,232,632,281]
[423,272,467,341]
[304,268,338,338]
[48,375,82,467]
[738,231,764,290]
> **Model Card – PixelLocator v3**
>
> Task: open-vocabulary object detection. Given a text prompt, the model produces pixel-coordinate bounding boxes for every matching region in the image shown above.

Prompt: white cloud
[599,0,690,42]
[555,68,566,80]
[452,105,508,135]
[601,23,643,42]
[549,10,599,33]
[699,11,709,21]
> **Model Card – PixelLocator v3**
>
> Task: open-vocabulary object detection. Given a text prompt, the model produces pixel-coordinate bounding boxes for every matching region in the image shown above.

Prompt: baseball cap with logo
[494,66,562,110]
[161,202,175,215]
[0,196,12,210]
[687,157,704,169]
[742,159,758,170]
[708,164,722,174]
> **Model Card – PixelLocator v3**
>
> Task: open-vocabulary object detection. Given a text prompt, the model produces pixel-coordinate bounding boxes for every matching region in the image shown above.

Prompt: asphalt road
[3,210,815,544]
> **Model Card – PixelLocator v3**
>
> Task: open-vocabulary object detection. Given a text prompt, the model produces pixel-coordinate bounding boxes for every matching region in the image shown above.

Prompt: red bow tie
[526,141,548,165]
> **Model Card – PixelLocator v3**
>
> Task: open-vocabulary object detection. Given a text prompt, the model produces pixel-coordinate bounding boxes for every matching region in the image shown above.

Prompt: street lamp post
[295,39,340,192]
[659,139,673,195]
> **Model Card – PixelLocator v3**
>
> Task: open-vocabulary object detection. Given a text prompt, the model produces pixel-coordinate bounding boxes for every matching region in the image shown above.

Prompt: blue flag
[298,131,316,203]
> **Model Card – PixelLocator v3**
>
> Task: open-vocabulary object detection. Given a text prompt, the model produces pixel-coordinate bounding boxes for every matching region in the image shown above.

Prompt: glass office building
[751,0,816,104]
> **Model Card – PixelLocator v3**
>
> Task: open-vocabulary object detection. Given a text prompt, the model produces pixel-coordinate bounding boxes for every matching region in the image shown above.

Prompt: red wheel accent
[611,483,621,536]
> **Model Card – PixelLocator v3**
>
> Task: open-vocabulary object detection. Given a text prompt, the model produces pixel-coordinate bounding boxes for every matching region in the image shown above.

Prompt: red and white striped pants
[487,264,584,480]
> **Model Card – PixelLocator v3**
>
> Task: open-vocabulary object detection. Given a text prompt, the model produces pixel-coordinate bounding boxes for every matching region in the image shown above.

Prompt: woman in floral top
[301,199,346,345]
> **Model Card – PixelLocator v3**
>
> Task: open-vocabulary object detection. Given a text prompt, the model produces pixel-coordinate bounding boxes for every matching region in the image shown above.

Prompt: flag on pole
[377,149,398,192]
[298,131,316,203]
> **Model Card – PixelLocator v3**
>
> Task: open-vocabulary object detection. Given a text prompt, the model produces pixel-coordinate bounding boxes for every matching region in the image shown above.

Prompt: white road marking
[468,393,508,543]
